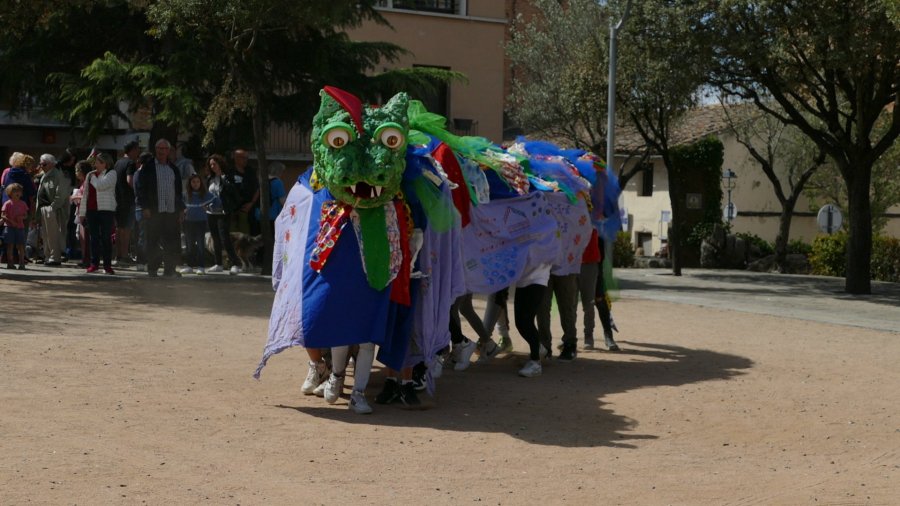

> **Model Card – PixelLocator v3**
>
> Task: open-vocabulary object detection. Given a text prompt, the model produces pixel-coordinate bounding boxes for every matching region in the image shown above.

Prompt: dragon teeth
[373,186,382,197]
[350,184,357,194]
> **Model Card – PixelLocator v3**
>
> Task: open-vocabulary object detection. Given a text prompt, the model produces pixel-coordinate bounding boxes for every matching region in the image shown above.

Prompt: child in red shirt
[2,183,29,269]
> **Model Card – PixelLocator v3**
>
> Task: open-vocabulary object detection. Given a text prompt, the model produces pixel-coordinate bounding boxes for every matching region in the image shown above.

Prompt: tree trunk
[844,162,873,294]
[774,198,796,273]
[664,156,683,276]
[251,100,273,276]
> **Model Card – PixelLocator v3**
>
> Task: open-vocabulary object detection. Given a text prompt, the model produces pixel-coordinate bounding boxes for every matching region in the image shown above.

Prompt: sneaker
[194,267,205,275]
[540,344,551,360]
[398,382,422,408]
[476,339,501,364]
[583,339,596,351]
[411,362,428,391]
[6,264,14,270]
[431,353,446,379]
[349,390,373,414]
[497,335,513,353]
[453,339,477,372]
[111,259,118,267]
[229,265,241,275]
[518,360,543,378]
[86,265,99,273]
[17,264,26,270]
[104,267,115,275]
[207,265,223,273]
[301,361,328,395]
[179,267,193,274]
[605,333,621,352]
[135,263,146,272]
[558,343,577,361]
[313,380,327,397]
[375,378,401,404]
[323,373,345,404]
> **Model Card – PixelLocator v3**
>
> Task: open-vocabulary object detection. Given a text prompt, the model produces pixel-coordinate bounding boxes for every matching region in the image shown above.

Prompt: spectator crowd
[0,139,287,277]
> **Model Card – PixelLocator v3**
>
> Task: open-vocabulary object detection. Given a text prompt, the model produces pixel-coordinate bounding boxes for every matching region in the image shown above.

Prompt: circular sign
[723,202,738,221]
[817,204,843,234]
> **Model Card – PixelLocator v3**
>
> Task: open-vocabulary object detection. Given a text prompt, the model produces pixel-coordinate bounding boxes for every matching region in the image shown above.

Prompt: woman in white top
[78,153,117,274]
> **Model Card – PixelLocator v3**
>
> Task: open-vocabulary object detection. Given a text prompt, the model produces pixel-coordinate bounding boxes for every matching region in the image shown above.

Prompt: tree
[722,102,826,271]
[506,0,610,155]
[505,0,658,189]
[616,0,714,275]
[805,111,900,235]
[708,0,900,294]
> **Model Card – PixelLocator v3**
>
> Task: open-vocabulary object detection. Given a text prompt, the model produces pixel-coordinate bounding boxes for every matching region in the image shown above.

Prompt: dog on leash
[205,232,263,271]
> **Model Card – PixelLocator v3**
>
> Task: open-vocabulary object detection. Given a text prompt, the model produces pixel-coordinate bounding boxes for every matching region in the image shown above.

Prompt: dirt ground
[1,274,898,505]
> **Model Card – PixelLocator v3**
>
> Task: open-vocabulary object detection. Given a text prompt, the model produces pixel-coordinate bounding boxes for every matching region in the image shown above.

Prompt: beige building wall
[620,131,900,257]
[349,4,508,142]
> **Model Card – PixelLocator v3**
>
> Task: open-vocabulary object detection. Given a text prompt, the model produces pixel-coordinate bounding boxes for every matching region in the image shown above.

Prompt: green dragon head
[311,87,410,208]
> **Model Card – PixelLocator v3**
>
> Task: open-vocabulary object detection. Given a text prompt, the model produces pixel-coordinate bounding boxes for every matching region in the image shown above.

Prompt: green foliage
[809,232,847,277]
[787,239,812,256]
[671,135,726,244]
[810,232,900,282]
[737,232,775,256]
[505,0,609,153]
[613,231,635,268]
[871,235,900,283]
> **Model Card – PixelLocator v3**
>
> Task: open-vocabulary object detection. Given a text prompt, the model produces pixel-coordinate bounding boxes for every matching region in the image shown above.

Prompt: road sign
[723,202,738,221]
[817,204,843,234]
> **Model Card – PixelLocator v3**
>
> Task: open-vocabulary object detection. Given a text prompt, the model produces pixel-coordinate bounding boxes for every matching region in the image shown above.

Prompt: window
[639,163,654,197]
[377,0,464,15]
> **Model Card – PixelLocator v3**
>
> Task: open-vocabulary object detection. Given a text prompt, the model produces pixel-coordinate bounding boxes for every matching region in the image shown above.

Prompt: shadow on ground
[2,275,274,334]
[273,340,753,449]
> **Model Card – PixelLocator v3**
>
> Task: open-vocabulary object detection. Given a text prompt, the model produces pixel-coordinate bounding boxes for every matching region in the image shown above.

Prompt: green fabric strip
[358,206,391,290]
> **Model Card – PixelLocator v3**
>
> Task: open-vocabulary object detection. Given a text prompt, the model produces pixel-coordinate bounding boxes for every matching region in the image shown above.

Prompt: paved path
[616,268,900,333]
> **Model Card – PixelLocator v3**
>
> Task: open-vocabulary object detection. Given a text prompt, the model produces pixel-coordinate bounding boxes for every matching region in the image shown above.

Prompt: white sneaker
[431,354,445,379]
[349,390,373,414]
[323,373,345,404]
[135,263,146,272]
[453,339,478,371]
[179,267,193,274]
[230,265,241,275]
[476,339,501,364]
[313,380,327,397]
[301,361,328,395]
[195,267,205,275]
[207,265,223,273]
[518,360,542,378]
[497,335,513,353]
[540,344,551,359]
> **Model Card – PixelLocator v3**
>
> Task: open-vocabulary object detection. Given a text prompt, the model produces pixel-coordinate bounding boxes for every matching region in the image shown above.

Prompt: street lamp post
[606,0,634,170]
[723,168,737,223]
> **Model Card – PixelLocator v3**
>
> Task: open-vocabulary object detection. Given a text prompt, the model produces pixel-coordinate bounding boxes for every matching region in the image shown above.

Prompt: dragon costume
[255,86,621,386]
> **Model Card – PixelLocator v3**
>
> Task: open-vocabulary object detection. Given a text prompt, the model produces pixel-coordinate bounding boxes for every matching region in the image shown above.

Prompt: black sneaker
[398,382,421,408]
[558,343,577,361]
[375,378,400,404]
[411,363,427,391]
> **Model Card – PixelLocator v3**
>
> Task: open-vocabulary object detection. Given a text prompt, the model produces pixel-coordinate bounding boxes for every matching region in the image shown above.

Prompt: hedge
[809,232,900,282]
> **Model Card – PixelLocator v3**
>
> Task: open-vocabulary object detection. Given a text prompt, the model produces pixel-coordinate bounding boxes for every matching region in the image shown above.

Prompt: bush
[809,232,847,277]
[872,235,900,283]
[787,239,812,256]
[612,231,635,268]
[737,232,774,257]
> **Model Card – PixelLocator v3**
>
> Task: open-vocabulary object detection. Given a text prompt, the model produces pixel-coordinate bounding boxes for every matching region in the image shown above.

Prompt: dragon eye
[377,125,405,150]
[322,123,355,149]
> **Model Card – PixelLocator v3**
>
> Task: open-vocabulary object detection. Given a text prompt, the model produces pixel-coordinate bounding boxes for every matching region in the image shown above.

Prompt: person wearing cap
[36,154,71,265]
